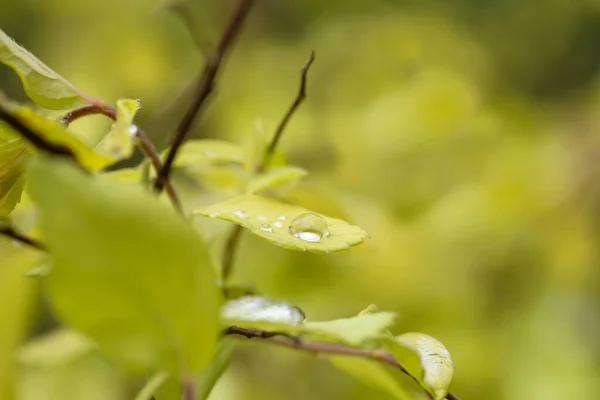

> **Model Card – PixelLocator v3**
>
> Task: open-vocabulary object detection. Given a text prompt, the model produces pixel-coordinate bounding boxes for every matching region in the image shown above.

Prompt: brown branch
[0,226,46,251]
[259,51,315,173]
[224,326,461,400]
[60,105,183,214]
[154,0,257,192]
[0,107,74,158]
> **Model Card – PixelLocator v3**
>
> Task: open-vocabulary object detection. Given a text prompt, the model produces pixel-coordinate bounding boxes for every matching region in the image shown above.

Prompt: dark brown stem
[182,380,195,400]
[154,0,257,192]
[60,105,183,214]
[258,51,315,173]
[0,107,74,158]
[0,226,46,251]
[224,326,461,400]
[221,225,244,281]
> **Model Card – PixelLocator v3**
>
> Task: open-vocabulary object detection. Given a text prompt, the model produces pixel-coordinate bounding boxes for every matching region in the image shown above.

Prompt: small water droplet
[209,211,220,218]
[128,125,138,136]
[277,215,286,221]
[257,215,268,221]
[273,221,283,229]
[134,99,143,111]
[259,223,273,233]
[233,210,246,218]
[289,213,329,243]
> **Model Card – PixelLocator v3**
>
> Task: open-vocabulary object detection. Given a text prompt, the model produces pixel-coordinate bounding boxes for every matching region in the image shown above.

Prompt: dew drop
[128,125,138,136]
[256,215,268,221]
[233,210,246,218]
[277,215,286,221]
[209,211,220,218]
[259,223,273,233]
[273,221,283,229]
[289,213,329,243]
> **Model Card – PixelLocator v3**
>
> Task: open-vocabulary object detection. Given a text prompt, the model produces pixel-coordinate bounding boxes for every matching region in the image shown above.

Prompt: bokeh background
[3,0,600,399]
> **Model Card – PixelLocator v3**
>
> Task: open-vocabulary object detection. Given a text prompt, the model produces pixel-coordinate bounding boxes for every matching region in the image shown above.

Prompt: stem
[0,226,46,251]
[154,0,257,192]
[221,225,244,282]
[60,105,184,214]
[182,380,195,400]
[224,326,460,400]
[259,51,315,173]
[0,107,74,158]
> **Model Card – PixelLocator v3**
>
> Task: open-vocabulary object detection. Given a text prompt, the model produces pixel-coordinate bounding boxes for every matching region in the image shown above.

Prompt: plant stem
[224,326,461,400]
[221,225,244,282]
[60,105,184,214]
[258,51,315,173]
[0,226,46,251]
[154,0,257,192]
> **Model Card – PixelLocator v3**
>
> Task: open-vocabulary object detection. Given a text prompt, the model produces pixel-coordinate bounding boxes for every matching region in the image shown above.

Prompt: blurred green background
[3,0,600,399]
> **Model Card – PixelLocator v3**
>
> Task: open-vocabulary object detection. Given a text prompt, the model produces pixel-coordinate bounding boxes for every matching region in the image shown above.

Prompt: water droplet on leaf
[289,213,329,243]
[233,210,246,218]
[259,224,273,233]
[277,215,286,221]
[209,211,220,218]
[273,221,283,229]
[128,125,138,136]
[256,215,268,221]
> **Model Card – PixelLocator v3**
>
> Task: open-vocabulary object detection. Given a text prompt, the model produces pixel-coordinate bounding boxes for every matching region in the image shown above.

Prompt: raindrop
[233,210,246,218]
[273,221,283,229]
[256,215,268,221]
[128,125,138,136]
[289,213,329,243]
[259,224,273,233]
[277,215,286,221]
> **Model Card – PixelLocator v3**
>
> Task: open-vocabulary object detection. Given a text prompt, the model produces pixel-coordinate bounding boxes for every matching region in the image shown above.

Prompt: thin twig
[154,0,257,192]
[259,51,315,173]
[0,226,46,251]
[224,326,460,400]
[221,225,244,282]
[60,105,184,214]
[0,107,74,158]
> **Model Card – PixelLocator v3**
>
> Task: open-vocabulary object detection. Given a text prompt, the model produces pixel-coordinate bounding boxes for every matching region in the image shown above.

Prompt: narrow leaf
[95,99,140,160]
[196,339,237,400]
[329,356,430,400]
[303,312,396,346]
[194,195,368,253]
[246,166,307,194]
[134,371,170,400]
[0,127,28,214]
[395,333,454,400]
[0,29,91,109]
[27,157,222,374]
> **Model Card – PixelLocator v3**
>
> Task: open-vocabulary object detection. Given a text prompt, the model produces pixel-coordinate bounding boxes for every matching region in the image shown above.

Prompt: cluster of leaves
[0,18,455,400]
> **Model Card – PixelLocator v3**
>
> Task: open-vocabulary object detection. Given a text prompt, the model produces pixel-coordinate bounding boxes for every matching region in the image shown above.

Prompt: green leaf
[381,336,423,386]
[163,139,246,169]
[221,295,306,329]
[17,329,94,367]
[0,127,29,215]
[194,195,368,253]
[95,99,140,160]
[328,356,430,400]
[134,371,169,400]
[0,29,90,109]
[303,312,396,346]
[3,104,114,171]
[246,166,307,194]
[394,333,454,400]
[196,339,237,400]
[27,157,222,374]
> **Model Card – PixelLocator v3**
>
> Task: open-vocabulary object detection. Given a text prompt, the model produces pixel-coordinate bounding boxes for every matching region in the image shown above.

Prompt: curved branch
[60,105,183,214]
[154,0,257,192]
[0,226,46,251]
[224,326,461,400]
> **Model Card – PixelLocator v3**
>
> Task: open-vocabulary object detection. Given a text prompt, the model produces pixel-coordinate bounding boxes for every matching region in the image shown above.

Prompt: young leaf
[95,99,140,160]
[17,329,94,367]
[5,105,113,171]
[27,157,222,374]
[328,356,431,400]
[394,333,454,400]
[195,339,237,400]
[161,139,247,169]
[134,371,170,400]
[194,195,368,252]
[246,166,307,194]
[381,336,423,385]
[221,295,306,329]
[0,29,91,109]
[303,312,396,346]
[0,127,28,214]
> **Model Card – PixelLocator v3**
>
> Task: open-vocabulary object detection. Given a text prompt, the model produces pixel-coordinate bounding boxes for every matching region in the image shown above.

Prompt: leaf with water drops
[328,356,431,400]
[246,166,308,194]
[193,194,368,252]
[95,99,140,160]
[391,333,454,400]
[4,104,114,171]
[0,126,29,215]
[0,28,92,109]
[221,295,306,330]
